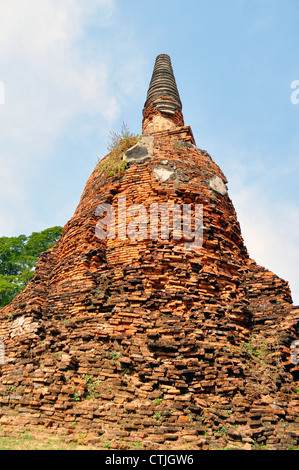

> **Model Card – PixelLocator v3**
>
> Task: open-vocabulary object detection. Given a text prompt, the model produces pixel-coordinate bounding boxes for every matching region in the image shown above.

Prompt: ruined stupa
[0,54,298,450]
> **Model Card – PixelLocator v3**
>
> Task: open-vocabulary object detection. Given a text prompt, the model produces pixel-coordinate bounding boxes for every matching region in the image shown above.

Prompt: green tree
[25,227,63,258]
[0,275,20,307]
[0,235,27,276]
[0,226,62,307]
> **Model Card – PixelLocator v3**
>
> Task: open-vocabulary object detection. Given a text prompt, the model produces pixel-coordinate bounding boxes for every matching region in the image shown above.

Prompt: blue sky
[0,0,298,303]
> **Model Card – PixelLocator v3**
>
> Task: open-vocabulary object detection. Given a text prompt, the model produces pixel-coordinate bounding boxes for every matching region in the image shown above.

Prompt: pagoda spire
[142,54,185,134]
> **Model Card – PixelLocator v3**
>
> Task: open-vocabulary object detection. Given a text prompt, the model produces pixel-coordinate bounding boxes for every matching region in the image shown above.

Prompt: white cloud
[0,0,116,59]
[0,0,148,238]
[0,0,128,236]
[231,182,299,306]
[0,0,120,136]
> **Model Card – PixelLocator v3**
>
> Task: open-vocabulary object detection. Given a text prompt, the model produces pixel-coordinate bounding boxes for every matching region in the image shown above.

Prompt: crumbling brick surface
[0,52,298,448]
[0,125,298,450]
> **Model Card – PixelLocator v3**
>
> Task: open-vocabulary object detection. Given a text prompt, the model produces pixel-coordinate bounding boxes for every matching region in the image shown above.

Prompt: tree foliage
[0,226,62,307]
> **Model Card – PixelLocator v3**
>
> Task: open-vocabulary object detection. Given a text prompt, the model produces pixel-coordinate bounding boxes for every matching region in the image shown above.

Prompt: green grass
[0,431,79,450]
[96,123,140,178]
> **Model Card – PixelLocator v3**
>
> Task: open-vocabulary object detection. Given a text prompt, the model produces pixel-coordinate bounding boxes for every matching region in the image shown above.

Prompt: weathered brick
[0,53,297,451]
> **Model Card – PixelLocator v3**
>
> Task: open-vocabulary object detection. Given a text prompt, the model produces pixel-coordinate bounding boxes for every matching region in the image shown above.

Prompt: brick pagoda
[0,54,298,449]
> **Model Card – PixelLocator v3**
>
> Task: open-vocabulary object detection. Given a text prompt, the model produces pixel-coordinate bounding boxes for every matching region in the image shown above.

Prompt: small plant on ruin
[172,139,186,151]
[83,375,101,399]
[130,441,142,448]
[73,392,80,402]
[241,335,287,390]
[109,350,122,363]
[152,397,163,405]
[215,426,227,436]
[241,338,263,360]
[97,123,140,178]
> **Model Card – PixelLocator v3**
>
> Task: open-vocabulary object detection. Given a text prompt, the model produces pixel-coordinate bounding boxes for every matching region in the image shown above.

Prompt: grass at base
[0,430,87,450]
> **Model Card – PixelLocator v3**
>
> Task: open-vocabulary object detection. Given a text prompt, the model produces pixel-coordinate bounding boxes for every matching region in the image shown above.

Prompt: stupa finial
[142,54,184,134]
